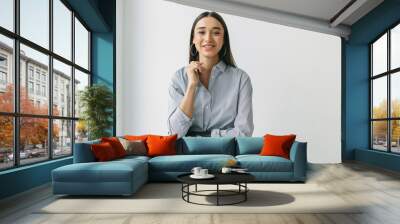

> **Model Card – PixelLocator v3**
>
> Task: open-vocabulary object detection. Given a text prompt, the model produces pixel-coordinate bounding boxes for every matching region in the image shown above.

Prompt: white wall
[116,0,341,163]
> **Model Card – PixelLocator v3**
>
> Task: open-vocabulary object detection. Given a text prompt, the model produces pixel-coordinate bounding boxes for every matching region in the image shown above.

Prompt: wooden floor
[1,162,400,224]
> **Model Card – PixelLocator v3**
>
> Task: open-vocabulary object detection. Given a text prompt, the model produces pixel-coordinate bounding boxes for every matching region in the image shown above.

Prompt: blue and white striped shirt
[167,60,254,138]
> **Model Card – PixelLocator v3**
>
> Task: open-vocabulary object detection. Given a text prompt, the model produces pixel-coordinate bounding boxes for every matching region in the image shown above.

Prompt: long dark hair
[189,11,236,67]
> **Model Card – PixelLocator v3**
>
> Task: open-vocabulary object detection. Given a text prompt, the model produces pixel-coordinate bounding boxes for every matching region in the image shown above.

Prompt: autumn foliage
[0,84,59,150]
[372,99,400,142]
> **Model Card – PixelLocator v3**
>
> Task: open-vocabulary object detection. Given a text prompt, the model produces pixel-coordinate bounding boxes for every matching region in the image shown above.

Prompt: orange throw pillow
[146,134,177,157]
[259,134,296,159]
[91,142,117,161]
[101,137,127,158]
[124,135,149,141]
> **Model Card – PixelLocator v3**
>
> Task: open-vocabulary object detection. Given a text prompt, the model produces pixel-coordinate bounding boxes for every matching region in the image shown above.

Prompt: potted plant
[79,84,113,140]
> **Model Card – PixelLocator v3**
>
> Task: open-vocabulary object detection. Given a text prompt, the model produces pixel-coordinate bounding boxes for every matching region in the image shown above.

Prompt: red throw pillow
[259,134,296,159]
[146,134,177,157]
[101,137,127,158]
[91,142,118,161]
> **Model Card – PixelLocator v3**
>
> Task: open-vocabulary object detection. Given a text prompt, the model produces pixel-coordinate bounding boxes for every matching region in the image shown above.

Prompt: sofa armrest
[73,140,100,163]
[289,141,307,181]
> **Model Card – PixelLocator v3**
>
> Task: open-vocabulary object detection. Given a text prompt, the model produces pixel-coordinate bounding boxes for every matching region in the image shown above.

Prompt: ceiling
[165,0,384,39]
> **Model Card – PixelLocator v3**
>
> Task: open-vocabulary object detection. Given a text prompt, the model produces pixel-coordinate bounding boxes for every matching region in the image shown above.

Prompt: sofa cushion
[236,137,263,155]
[178,137,235,155]
[52,158,147,183]
[74,139,100,163]
[148,154,235,172]
[236,155,293,172]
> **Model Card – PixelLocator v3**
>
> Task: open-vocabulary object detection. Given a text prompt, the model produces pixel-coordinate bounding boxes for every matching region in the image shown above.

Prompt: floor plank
[1,162,400,224]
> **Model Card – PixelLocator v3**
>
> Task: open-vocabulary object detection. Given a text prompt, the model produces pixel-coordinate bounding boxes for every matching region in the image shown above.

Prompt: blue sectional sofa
[52,137,307,196]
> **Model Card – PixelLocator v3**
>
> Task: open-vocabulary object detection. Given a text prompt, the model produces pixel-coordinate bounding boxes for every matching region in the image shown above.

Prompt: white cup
[221,167,232,174]
[191,167,202,176]
[200,169,208,176]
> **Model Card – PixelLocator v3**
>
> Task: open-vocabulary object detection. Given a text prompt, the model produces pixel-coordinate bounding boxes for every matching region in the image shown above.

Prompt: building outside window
[371,23,400,154]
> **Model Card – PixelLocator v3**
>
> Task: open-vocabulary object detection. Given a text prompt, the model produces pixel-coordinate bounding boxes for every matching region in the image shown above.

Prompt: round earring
[190,44,198,57]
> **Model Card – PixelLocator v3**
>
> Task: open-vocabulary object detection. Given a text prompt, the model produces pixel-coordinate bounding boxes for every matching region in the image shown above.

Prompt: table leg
[195,184,197,192]
[245,183,247,201]
[217,184,219,206]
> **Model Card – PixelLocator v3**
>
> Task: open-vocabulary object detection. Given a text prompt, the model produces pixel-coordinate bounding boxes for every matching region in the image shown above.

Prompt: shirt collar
[213,60,227,73]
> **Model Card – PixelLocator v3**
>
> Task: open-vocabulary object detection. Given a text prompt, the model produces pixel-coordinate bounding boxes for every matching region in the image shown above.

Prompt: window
[0,71,6,84]
[42,85,46,97]
[0,34,13,112]
[35,70,40,81]
[371,23,400,154]
[41,73,46,82]
[29,67,34,80]
[0,0,13,31]
[0,0,91,170]
[0,54,7,88]
[75,18,89,69]
[0,55,7,67]
[28,82,34,94]
[36,83,40,95]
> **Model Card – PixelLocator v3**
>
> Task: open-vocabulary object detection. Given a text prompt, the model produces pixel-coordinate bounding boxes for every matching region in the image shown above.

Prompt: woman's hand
[186,61,203,88]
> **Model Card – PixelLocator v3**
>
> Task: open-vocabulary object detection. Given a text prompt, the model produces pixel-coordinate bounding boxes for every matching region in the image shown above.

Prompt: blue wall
[0,158,72,199]
[0,0,116,200]
[344,0,400,171]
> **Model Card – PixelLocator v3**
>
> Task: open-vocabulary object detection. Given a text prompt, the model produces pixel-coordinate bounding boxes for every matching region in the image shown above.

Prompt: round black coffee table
[177,173,255,206]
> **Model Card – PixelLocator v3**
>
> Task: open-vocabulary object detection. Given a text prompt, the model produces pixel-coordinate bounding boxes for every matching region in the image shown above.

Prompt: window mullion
[71,10,76,155]
[49,0,54,160]
[388,30,391,153]
[13,0,20,167]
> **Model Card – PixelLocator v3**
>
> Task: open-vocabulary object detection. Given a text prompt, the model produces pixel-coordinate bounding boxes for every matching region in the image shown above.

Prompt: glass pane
[391,72,400,117]
[392,24,400,70]
[53,0,72,60]
[74,69,89,118]
[372,33,387,76]
[0,116,13,170]
[372,77,387,119]
[372,121,388,151]
[0,0,13,31]
[75,120,88,143]
[53,119,72,157]
[20,44,49,115]
[20,117,49,165]
[75,17,89,70]
[0,34,14,112]
[20,0,49,49]
[391,120,400,153]
[53,59,72,117]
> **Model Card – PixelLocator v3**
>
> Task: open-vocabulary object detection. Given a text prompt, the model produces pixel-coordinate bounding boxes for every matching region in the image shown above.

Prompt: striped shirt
[167,60,254,138]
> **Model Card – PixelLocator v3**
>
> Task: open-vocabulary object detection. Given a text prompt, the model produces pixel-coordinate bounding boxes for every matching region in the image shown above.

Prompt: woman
[168,11,253,138]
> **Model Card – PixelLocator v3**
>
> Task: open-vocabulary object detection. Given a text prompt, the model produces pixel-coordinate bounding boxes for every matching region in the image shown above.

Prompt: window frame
[370,20,400,154]
[0,0,92,171]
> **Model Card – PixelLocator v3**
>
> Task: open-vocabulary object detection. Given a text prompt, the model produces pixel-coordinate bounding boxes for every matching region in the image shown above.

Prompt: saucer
[190,174,215,179]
